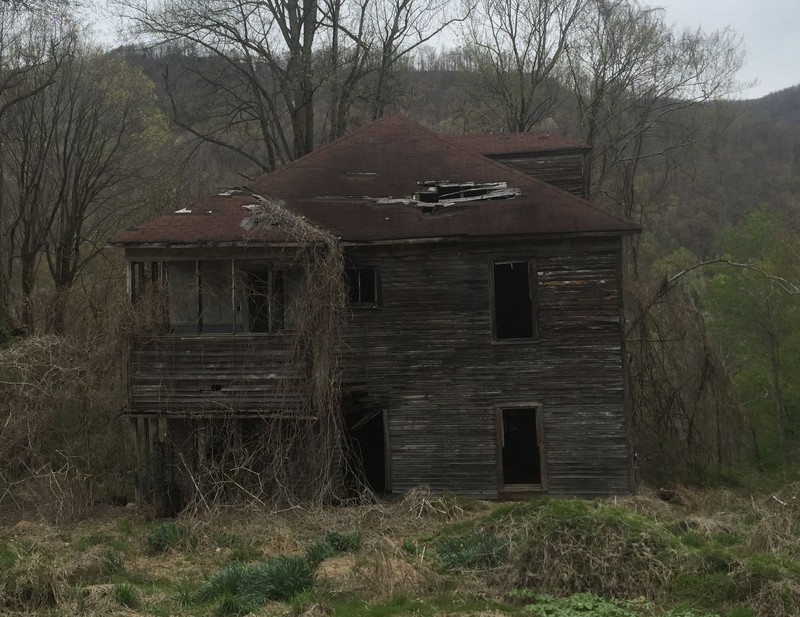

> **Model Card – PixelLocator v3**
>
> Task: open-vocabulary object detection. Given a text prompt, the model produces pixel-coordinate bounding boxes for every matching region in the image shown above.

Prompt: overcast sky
[96,1,796,101]
[649,0,799,98]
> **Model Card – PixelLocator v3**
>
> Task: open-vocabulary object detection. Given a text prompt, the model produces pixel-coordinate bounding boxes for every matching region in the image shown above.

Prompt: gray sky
[650,0,799,99]
[95,0,796,101]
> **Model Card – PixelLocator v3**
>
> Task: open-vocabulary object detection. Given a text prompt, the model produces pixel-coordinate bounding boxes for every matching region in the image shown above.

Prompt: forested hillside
[2,0,800,518]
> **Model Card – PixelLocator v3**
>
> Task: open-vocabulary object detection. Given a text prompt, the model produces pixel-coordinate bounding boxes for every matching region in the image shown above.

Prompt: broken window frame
[490,258,538,342]
[234,262,285,334]
[495,403,547,494]
[345,264,381,308]
[129,260,164,304]
[127,258,289,335]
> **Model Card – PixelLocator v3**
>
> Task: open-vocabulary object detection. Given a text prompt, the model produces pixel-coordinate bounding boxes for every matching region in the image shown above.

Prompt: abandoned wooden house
[109,115,639,509]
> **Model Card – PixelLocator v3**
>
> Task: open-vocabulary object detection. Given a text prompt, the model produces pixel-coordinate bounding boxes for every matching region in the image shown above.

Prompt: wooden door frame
[495,403,548,497]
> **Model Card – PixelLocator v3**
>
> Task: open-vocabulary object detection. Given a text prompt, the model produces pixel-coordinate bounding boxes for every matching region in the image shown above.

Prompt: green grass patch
[326,593,513,617]
[146,521,193,553]
[670,572,740,608]
[524,592,640,617]
[112,582,140,608]
[433,531,508,570]
[0,542,19,568]
[238,556,313,603]
[117,518,135,534]
[75,531,129,552]
[305,530,362,568]
[196,555,314,614]
[324,529,362,553]
[306,539,338,568]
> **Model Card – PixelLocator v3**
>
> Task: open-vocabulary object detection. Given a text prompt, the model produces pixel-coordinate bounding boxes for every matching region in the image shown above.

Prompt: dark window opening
[501,407,542,486]
[131,261,163,304]
[493,261,535,339]
[131,262,145,302]
[346,267,378,305]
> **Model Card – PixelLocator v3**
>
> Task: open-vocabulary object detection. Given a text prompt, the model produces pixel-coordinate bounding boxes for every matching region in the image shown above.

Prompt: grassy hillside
[2,486,800,616]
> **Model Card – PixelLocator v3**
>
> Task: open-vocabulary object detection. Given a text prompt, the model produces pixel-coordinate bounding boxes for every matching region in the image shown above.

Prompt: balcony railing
[128,334,305,417]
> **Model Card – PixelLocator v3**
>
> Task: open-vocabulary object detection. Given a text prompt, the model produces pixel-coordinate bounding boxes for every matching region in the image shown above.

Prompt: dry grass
[1,486,799,616]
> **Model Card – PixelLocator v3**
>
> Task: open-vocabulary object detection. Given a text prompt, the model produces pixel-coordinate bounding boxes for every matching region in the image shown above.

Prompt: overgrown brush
[491,500,679,599]
[0,544,70,611]
[176,195,354,511]
[0,333,129,522]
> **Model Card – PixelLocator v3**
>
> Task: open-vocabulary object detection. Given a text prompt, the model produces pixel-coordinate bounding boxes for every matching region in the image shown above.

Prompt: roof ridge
[249,114,406,191]
[250,114,635,231]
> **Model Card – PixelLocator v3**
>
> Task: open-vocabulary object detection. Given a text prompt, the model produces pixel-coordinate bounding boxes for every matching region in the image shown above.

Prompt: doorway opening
[499,406,545,490]
[343,392,387,494]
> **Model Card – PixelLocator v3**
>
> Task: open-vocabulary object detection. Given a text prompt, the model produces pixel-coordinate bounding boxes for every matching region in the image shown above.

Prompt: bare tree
[461,0,588,132]
[0,9,75,329]
[118,0,468,167]
[363,0,468,121]
[1,43,169,333]
[566,0,744,213]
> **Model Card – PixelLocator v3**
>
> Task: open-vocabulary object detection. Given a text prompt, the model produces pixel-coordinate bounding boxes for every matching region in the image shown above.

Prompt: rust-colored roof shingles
[110,115,636,246]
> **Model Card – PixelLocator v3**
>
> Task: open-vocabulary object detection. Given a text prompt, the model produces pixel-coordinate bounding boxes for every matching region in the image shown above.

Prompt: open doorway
[343,392,388,494]
[498,406,546,492]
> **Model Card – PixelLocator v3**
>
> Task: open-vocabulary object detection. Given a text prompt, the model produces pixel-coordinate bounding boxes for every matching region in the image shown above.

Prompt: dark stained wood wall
[130,334,302,416]
[340,237,632,498]
[125,235,633,500]
[487,150,588,197]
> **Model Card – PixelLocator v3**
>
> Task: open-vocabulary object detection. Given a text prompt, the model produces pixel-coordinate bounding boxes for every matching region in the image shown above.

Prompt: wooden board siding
[340,238,632,498]
[129,334,301,416]
[125,235,633,500]
[487,151,587,197]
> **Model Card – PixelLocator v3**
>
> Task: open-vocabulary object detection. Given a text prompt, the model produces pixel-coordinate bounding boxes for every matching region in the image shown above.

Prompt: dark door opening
[343,394,387,494]
[500,407,543,487]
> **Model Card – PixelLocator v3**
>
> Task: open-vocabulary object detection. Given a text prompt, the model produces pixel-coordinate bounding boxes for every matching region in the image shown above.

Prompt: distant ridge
[744,84,800,125]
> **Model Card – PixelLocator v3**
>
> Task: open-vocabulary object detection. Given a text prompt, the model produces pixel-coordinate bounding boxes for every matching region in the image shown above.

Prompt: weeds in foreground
[146,521,193,552]
[197,555,314,614]
[3,490,800,616]
[112,582,140,608]
[434,532,508,571]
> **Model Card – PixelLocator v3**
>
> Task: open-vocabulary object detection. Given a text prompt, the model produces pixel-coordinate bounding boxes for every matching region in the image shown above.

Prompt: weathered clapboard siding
[129,334,302,416]
[340,237,632,498]
[126,235,632,499]
[486,151,587,197]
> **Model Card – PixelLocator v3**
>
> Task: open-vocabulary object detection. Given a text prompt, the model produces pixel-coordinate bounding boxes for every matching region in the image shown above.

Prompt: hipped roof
[109,115,638,247]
